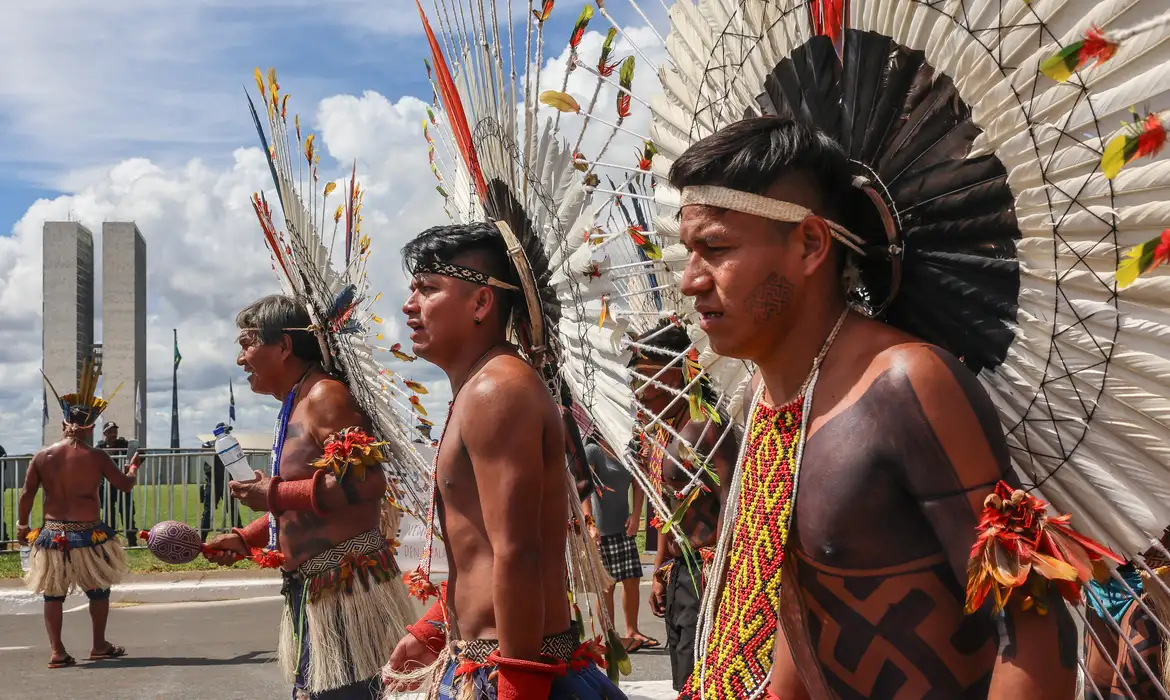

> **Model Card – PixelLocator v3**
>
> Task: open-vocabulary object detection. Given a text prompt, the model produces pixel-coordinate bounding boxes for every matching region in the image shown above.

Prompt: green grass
[0,484,267,579]
[0,547,260,579]
[2,484,264,537]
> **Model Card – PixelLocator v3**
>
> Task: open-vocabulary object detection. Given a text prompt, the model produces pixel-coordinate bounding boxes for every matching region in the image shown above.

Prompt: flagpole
[170,328,180,450]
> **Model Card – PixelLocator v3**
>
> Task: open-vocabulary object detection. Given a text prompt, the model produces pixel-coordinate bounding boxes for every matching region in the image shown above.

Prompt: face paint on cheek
[744,272,795,324]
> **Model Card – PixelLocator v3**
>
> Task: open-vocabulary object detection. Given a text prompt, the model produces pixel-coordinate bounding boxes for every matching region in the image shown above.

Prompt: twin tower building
[42,221,146,448]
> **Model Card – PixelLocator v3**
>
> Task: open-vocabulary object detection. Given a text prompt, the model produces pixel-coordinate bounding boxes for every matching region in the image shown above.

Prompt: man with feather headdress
[670,116,1121,700]
[19,360,139,669]
[384,222,625,700]
[204,294,412,700]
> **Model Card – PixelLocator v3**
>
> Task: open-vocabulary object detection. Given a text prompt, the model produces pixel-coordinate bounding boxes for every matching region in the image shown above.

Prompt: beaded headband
[411,260,520,291]
[679,185,867,257]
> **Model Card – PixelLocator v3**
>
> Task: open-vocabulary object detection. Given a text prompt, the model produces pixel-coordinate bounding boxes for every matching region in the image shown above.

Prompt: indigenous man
[581,436,652,654]
[204,294,409,700]
[18,376,139,669]
[627,322,734,691]
[672,117,1080,699]
[385,222,623,699]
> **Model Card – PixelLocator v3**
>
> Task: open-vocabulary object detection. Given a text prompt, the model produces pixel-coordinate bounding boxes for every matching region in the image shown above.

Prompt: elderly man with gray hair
[204,294,411,700]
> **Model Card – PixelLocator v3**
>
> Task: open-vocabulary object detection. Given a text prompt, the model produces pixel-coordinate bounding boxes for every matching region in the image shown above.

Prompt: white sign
[394,512,448,579]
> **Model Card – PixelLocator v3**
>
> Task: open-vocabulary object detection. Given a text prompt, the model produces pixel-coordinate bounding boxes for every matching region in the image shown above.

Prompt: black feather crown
[746,28,1021,374]
[471,118,564,372]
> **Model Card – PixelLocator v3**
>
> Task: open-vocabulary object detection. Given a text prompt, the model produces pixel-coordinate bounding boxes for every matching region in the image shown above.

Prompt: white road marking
[0,646,31,652]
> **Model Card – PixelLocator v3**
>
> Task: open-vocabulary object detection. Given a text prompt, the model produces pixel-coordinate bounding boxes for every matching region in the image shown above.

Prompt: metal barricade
[0,449,270,548]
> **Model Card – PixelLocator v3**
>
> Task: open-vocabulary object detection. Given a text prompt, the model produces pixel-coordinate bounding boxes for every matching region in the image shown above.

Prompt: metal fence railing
[0,449,270,548]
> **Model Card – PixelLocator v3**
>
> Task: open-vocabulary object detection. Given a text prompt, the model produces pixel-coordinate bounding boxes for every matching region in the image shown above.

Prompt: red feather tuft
[416,1,487,201]
[1136,113,1167,159]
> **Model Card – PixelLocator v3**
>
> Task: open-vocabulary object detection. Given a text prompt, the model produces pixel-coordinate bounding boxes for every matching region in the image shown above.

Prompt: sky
[0,0,667,454]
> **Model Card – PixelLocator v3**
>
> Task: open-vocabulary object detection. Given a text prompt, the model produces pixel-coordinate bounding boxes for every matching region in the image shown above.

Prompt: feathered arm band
[965,481,1124,615]
[311,426,387,481]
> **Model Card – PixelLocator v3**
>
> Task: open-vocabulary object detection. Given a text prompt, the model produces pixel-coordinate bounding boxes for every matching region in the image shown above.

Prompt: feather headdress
[42,356,120,430]
[244,70,435,522]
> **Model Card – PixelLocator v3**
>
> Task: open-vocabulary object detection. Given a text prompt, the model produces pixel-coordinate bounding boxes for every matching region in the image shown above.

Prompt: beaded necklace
[266,369,313,551]
[691,309,848,700]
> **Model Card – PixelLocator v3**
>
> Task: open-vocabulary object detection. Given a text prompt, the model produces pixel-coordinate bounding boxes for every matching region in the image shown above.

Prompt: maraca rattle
[139,521,284,568]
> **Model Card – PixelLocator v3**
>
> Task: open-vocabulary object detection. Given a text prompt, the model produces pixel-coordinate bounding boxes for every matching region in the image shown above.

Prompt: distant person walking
[20,368,139,668]
[582,436,658,654]
[97,422,137,545]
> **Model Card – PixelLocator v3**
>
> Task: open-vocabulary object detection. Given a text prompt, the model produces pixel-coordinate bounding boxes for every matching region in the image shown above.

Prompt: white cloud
[0,90,451,454]
[0,23,664,454]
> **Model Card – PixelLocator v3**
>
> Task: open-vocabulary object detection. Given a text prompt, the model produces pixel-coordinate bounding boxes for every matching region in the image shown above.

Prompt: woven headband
[679,185,867,257]
[412,260,520,291]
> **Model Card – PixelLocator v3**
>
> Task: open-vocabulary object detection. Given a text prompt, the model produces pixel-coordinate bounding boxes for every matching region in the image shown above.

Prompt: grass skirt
[24,521,128,598]
[280,529,413,695]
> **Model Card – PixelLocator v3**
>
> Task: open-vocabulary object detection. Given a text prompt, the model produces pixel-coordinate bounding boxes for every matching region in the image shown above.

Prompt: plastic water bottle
[20,545,31,573]
[214,425,254,482]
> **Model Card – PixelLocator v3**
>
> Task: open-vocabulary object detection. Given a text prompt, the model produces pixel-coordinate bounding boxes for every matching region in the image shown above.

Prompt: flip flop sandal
[636,636,661,649]
[623,638,645,654]
[88,644,127,661]
[48,655,76,669]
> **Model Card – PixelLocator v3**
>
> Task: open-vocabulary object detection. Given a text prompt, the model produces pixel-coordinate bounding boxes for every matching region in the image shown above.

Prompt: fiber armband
[267,471,326,517]
[232,517,270,549]
[486,651,566,700]
[406,581,448,653]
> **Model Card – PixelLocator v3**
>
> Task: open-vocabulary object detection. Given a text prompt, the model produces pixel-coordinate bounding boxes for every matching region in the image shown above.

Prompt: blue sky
[0,0,665,453]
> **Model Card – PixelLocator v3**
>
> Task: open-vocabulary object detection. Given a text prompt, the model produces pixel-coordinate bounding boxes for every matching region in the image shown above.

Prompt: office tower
[101,222,147,445]
[42,222,95,446]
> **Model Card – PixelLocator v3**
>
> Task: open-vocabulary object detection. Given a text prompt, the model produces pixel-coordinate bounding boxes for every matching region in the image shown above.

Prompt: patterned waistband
[43,520,103,533]
[454,628,579,664]
[296,529,388,578]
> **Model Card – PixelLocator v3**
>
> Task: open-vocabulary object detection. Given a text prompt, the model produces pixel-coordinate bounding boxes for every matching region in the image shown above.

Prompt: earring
[474,317,482,325]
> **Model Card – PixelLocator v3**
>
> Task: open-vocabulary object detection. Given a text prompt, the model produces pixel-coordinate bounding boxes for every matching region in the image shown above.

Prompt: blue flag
[229,379,236,424]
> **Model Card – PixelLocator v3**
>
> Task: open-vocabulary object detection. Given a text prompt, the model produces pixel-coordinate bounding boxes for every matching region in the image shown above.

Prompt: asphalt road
[0,583,673,700]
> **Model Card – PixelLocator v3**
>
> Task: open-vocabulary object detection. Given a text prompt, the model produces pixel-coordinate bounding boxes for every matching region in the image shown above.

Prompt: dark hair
[668,116,869,238]
[235,294,323,364]
[402,222,518,324]
[629,321,691,365]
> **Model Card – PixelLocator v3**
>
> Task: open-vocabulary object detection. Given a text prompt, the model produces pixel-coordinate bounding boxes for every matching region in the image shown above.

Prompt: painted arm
[901,348,1077,699]
[464,369,549,662]
[235,380,388,514]
[301,380,387,510]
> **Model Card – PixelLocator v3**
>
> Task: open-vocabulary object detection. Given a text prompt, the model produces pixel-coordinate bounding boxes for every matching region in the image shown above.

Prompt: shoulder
[460,354,553,438]
[463,353,549,410]
[303,375,361,414]
[871,342,995,419]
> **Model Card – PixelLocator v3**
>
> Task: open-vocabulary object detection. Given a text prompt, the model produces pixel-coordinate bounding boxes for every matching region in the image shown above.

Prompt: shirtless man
[18,402,139,668]
[627,322,735,690]
[670,116,1078,699]
[385,222,623,699]
[204,294,408,700]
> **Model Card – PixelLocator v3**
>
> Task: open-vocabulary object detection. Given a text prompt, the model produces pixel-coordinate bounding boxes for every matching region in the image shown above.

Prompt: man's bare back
[766,317,1078,699]
[28,443,135,523]
[435,350,571,643]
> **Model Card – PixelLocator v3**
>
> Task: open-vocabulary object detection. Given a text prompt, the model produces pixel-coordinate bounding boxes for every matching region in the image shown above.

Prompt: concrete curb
[0,575,282,616]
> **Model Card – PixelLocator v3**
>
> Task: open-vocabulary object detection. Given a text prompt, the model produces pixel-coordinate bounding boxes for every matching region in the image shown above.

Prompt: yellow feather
[539,91,581,113]
[1101,132,1129,180]
[323,181,337,198]
[1117,245,1145,289]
